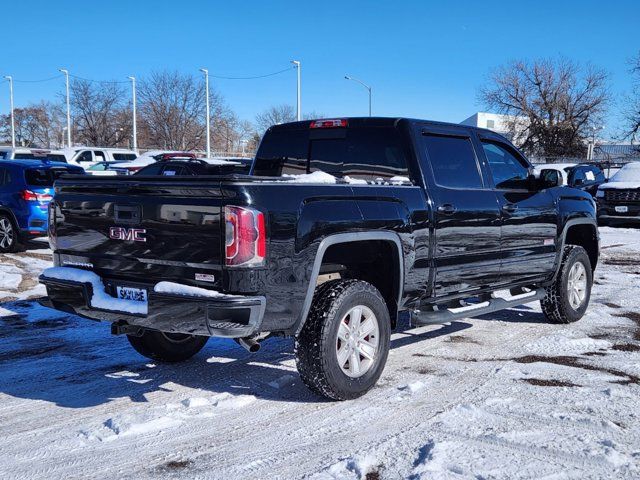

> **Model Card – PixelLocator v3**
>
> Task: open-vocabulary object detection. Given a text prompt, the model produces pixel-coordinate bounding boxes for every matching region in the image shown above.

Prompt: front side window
[424,135,483,189]
[481,141,530,190]
[76,151,93,162]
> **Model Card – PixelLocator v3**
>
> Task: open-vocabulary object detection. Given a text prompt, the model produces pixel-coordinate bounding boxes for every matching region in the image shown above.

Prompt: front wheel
[541,245,593,324]
[295,279,391,400]
[127,329,208,362]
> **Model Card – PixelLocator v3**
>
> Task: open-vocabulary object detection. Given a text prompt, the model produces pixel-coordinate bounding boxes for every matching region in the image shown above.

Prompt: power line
[209,66,294,80]
[68,74,129,84]
[11,75,63,83]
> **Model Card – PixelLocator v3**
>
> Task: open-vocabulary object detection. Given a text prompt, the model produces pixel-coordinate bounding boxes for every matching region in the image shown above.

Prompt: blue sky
[2,0,637,137]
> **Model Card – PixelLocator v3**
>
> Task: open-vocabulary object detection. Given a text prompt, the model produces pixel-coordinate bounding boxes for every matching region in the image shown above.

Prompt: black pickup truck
[40,118,599,400]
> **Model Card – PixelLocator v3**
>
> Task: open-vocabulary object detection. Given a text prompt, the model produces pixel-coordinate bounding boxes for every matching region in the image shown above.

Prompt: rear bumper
[38,275,266,338]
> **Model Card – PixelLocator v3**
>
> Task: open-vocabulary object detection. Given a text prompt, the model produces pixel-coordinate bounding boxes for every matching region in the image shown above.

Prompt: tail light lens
[225,206,266,267]
[21,190,53,202]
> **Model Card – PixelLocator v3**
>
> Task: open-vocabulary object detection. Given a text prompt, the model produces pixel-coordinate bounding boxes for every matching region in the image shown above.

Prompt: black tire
[295,279,391,400]
[541,245,593,324]
[0,214,19,253]
[127,330,208,362]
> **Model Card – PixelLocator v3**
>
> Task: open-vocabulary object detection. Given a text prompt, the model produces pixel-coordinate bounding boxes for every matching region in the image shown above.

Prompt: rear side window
[424,135,483,189]
[253,130,308,176]
[113,153,137,161]
[162,165,189,176]
[0,168,8,186]
[253,126,410,180]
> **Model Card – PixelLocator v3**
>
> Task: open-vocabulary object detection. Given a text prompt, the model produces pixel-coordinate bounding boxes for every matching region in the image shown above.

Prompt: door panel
[496,190,557,281]
[419,129,502,298]
[478,138,557,283]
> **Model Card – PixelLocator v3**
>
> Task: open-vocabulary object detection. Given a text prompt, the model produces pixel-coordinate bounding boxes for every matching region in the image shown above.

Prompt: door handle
[502,203,518,213]
[437,204,456,215]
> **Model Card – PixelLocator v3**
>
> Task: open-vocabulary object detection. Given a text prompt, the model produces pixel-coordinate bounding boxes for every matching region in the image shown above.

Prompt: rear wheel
[541,245,592,324]
[295,279,391,400]
[0,214,18,253]
[127,329,208,362]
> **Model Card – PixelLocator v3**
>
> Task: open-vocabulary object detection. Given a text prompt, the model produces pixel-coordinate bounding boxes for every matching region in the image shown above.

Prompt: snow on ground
[0,229,639,479]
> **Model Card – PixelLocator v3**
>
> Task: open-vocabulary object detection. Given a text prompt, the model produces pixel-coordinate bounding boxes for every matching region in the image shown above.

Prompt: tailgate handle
[114,205,141,225]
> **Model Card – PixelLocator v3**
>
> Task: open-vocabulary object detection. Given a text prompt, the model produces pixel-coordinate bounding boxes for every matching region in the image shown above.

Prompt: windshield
[610,162,640,183]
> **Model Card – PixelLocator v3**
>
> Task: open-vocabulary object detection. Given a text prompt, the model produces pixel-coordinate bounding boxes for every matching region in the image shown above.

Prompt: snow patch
[312,453,380,480]
[268,374,296,389]
[98,415,183,441]
[41,267,147,314]
[154,281,238,298]
[283,171,337,183]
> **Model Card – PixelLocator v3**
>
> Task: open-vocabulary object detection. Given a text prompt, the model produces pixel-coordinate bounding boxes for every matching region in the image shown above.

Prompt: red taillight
[225,206,266,267]
[309,119,348,129]
[21,190,52,202]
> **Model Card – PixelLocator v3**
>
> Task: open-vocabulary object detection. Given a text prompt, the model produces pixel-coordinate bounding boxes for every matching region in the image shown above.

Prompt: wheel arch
[559,218,599,273]
[294,231,404,335]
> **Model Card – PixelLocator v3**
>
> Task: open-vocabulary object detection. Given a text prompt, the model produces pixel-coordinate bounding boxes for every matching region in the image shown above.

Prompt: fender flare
[294,231,404,335]
[554,217,599,276]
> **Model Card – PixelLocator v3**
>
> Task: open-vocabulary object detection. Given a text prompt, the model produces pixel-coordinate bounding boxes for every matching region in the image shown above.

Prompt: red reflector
[309,119,348,129]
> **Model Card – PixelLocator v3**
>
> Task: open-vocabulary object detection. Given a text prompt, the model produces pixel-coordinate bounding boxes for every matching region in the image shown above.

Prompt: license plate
[116,286,147,302]
[615,206,629,213]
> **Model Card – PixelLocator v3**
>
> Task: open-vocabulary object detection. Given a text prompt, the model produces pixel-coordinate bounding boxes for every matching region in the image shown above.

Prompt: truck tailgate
[52,178,225,287]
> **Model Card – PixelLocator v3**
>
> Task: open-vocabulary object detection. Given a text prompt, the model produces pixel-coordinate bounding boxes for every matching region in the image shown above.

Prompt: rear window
[14,153,67,163]
[112,153,137,161]
[25,167,82,186]
[253,126,410,181]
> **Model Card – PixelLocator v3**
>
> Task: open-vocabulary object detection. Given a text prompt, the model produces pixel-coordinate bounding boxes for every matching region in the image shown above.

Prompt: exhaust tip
[235,337,261,353]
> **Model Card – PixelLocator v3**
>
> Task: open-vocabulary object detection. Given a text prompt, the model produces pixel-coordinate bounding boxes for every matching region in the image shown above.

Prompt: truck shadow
[0,300,545,409]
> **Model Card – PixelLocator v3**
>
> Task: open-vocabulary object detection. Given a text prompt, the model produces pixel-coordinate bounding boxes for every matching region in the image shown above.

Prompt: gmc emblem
[109,226,147,242]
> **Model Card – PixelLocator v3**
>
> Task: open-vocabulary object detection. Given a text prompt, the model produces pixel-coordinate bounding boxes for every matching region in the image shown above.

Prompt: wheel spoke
[349,350,361,375]
[359,317,377,338]
[349,306,362,331]
[337,345,350,368]
[337,322,350,342]
[358,341,376,361]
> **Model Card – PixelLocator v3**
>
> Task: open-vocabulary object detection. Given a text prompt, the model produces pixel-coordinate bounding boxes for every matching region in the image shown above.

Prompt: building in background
[460,112,513,136]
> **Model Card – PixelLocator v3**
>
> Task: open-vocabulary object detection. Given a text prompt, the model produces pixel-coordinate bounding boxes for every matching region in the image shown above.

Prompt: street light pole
[344,75,372,117]
[128,76,137,153]
[59,69,71,147]
[200,68,211,157]
[291,60,301,121]
[3,76,15,148]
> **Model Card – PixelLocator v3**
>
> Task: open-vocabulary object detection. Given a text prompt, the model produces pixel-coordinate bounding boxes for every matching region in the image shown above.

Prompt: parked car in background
[596,161,640,226]
[68,148,137,168]
[533,163,606,198]
[0,147,69,163]
[111,151,197,174]
[134,157,250,176]
[0,160,84,252]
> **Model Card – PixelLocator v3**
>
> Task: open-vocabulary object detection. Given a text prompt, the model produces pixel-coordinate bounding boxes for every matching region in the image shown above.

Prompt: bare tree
[69,79,130,147]
[0,101,65,148]
[480,58,609,157]
[255,104,296,133]
[137,70,228,151]
[622,51,640,143]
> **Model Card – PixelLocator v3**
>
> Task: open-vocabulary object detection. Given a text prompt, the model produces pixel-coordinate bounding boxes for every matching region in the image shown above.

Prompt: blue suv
[0,160,84,252]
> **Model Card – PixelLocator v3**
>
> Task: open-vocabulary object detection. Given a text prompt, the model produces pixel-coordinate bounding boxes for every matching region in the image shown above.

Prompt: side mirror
[539,169,562,189]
